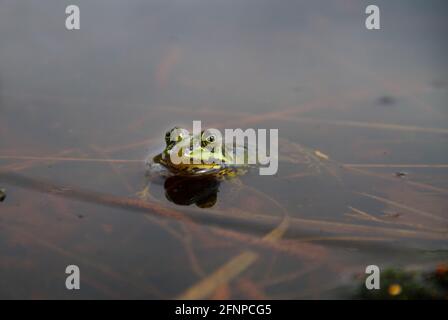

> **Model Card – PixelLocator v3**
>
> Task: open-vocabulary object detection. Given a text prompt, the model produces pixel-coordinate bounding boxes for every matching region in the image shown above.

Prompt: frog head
[160,127,233,175]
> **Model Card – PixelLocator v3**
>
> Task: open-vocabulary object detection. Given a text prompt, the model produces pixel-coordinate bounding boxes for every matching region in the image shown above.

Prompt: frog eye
[164,132,171,145]
[166,127,186,144]
[201,133,217,148]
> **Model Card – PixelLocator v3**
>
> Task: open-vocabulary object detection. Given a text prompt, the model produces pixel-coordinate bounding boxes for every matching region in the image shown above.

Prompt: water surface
[1,0,447,299]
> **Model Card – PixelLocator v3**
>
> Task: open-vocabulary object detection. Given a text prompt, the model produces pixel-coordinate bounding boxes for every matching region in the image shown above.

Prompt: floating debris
[395,171,408,178]
[0,188,6,202]
[382,210,402,218]
[314,150,329,161]
[377,95,397,106]
[430,79,447,89]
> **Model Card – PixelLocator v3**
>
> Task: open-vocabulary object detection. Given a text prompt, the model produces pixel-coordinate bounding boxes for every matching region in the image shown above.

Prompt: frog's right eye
[166,128,183,141]
[165,131,173,144]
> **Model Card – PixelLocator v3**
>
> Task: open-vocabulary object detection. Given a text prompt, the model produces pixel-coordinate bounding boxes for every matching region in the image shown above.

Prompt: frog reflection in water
[139,127,249,208]
[163,176,221,208]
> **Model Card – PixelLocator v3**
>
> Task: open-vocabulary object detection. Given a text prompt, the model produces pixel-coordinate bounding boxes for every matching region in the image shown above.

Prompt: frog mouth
[165,162,226,176]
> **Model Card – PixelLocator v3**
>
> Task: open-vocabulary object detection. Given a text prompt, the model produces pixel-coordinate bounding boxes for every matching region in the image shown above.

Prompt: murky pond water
[1,0,447,299]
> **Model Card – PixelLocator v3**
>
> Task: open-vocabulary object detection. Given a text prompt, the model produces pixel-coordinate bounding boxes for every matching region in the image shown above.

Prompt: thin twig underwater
[1,170,447,243]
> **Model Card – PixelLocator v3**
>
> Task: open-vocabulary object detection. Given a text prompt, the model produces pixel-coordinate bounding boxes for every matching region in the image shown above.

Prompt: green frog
[138,127,250,207]
[147,126,250,178]
[138,126,339,207]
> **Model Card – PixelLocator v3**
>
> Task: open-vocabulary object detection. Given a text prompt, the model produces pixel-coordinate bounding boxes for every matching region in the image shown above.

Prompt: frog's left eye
[201,134,217,148]
[203,135,216,144]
